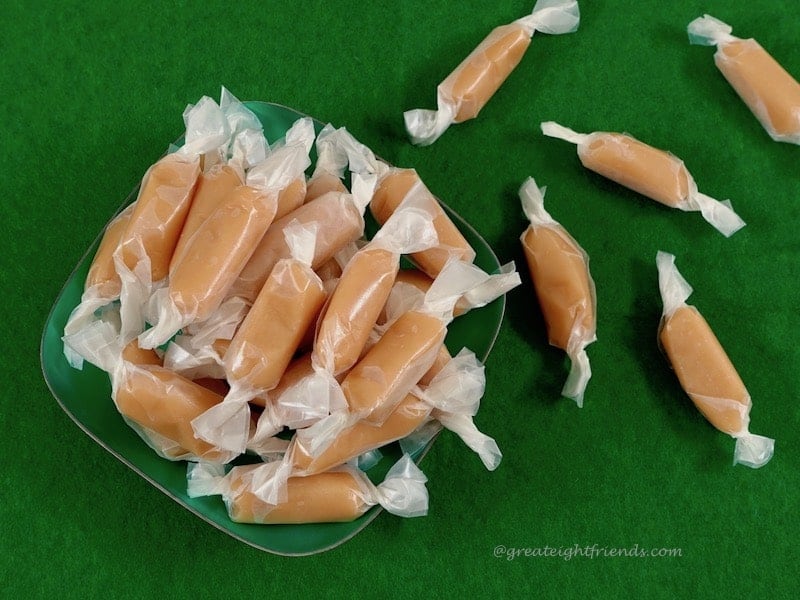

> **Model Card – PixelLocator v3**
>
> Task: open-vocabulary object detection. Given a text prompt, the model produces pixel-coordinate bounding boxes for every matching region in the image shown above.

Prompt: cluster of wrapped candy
[62,90,521,524]
[405,0,787,467]
[504,14,788,468]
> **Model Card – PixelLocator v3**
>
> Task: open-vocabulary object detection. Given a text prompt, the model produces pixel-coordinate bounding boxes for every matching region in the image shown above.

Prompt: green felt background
[2,0,799,597]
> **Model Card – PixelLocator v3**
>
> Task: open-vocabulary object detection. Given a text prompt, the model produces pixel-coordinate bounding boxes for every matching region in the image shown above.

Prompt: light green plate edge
[40,101,505,556]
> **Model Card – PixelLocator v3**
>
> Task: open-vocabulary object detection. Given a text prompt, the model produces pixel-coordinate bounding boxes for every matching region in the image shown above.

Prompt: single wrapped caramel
[312,193,439,376]
[404,0,580,145]
[656,251,773,468]
[191,222,327,455]
[187,454,428,524]
[688,15,800,145]
[62,315,238,463]
[519,177,595,406]
[541,121,746,237]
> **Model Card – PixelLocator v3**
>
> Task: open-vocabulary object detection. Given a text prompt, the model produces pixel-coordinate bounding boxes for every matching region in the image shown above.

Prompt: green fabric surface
[2,0,799,597]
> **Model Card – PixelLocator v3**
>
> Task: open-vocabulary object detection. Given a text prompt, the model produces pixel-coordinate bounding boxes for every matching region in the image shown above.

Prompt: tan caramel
[293,395,431,475]
[578,133,690,208]
[521,226,594,350]
[171,165,242,269]
[275,177,307,219]
[168,185,278,322]
[226,467,365,524]
[341,310,446,423]
[660,306,748,435]
[440,23,531,122]
[305,172,347,203]
[121,339,162,366]
[85,204,134,298]
[115,364,227,461]
[251,353,315,408]
[716,39,800,139]
[315,248,399,375]
[226,260,326,391]
[117,154,200,281]
[233,192,363,302]
[371,170,475,278]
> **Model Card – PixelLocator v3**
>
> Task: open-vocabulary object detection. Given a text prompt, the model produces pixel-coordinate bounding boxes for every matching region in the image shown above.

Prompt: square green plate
[40,101,506,555]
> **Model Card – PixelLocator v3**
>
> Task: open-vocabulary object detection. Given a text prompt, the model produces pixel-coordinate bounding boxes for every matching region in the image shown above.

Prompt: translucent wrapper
[187,453,428,523]
[62,315,238,464]
[62,204,135,369]
[191,222,326,456]
[163,335,228,380]
[541,121,746,237]
[688,15,800,145]
[114,96,231,343]
[404,0,580,145]
[371,169,476,278]
[230,190,367,303]
[519,177,595,406]
[656,251,773,468]
[312,192,440,376]
[305,124,350,201]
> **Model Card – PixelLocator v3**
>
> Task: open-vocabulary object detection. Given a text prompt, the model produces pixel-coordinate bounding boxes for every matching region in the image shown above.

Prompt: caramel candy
[121,339,162,367]
[115,364,232,463]
[226,259,326,393]
[187,454,428,523]
[404,0,579,145]
[139,184,278,348]
[275,177,307,219]
[371,169,475,278]
[116,153,200,282]
[231,191,364,302]
[688,15,800,144]
[85,204,135,301]
[656,251,773,468]
[342,310,446,424]
[541,121,745,237]
[519,177,595,406]
[170,164,243,269]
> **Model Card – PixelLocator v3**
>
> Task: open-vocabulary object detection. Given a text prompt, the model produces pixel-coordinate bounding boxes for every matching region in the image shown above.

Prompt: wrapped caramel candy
[519,177,595,406]
[688,15,800,145]
[657,251,773,468]
[541,121,746,237]
[187,454,428,524]
[405,0,580,145]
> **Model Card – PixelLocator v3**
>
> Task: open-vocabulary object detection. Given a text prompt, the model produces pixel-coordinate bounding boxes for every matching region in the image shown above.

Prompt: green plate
[40,101,505,556]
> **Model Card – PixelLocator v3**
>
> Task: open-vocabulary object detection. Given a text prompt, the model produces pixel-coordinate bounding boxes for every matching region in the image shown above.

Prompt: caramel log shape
[275,177,307,220]
[315,248,399,375]
[85,204,134,298]
[171,165,242,269]
[578,133,690,208]
[225,260,326,391]
[716,39,800,139]
[226,467,365,524]
[341,310,446,424]
[293,395,431,476]
[121,339,162,366]
[117,154,200,282]
[371,170,475,278]
[168,185,278,322]
[115,364,227,461]
[233,192,363,302]
[251,353,315,409]
[521,226,594,350]
[660,305,749,435]
[305,172,348,203]
[419,344,452,386]
[440,23,531,122]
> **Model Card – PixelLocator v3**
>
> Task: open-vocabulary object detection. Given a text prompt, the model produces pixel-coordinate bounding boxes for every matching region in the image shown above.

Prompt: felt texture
[2,0,799,597]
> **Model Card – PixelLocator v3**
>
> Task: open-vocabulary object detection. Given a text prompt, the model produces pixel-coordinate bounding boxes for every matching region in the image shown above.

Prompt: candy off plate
[40,101,506,555]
